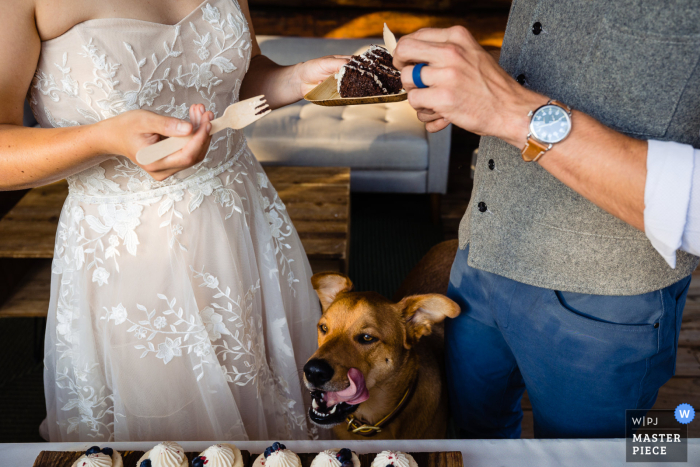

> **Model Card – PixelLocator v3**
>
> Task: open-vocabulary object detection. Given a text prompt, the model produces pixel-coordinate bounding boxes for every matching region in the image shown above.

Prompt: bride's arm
[0,0,216,190]
[236,0,347,109]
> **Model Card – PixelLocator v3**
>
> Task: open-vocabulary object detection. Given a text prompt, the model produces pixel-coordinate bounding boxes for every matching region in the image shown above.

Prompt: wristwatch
[521,100,572,162]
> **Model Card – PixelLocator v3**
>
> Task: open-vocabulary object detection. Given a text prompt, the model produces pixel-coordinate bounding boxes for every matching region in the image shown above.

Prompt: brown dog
[302,247,460,439]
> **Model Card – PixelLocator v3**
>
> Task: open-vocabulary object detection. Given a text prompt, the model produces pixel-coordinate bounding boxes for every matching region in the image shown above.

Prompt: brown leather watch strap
[521,137,549,162]
[549,100,571,112]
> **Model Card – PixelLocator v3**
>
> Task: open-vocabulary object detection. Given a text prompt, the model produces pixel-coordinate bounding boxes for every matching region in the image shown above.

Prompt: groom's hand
[394,26,544,143]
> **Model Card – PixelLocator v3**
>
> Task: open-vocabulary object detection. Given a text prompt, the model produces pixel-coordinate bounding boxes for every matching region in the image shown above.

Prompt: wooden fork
[383,23,397,55]
[135,95,271,165]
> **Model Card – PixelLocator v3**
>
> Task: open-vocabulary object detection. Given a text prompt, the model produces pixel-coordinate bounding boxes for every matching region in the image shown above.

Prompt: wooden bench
[0,166,350,319]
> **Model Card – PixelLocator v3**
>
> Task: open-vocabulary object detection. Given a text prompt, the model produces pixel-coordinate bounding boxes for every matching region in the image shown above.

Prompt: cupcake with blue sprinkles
[71,446,123,467]
[252,442,301,467]
[310,448,360,467]
[192,443,243,467]
[136,441,188,467]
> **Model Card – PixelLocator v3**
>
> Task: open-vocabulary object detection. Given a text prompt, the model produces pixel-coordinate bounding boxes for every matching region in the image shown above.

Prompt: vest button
[488,159,495,170]
[532,22,542,35]
[516,74,526,85]
[478,202,487,213]
[654,323,660,329]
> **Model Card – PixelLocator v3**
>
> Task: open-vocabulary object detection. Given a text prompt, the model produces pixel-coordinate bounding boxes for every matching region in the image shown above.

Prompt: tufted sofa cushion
[246,100,428,170]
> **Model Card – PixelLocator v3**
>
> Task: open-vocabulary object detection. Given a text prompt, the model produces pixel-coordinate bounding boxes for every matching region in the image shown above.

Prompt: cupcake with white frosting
[192,443,243,467]
[137,441,188,467]
[252,442,301,467]
[370,451,418,467]
[71,446,123,467]
[310,449,360,467]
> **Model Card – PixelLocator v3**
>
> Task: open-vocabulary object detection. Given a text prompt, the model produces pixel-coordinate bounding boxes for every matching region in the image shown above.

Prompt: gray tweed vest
[459,0,700,295]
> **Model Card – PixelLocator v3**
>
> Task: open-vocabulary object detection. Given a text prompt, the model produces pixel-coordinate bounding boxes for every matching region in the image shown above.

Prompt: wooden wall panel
[250,8,508,45]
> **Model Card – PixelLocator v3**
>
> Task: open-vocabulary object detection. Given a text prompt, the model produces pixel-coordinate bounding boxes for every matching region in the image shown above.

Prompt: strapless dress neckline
[42,0,211,45]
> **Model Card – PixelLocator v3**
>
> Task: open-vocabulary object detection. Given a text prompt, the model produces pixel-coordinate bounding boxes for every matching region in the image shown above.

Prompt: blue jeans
[445,247,691,439]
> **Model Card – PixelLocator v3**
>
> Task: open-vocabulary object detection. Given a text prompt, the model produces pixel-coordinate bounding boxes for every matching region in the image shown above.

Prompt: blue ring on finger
[413,63,429,89]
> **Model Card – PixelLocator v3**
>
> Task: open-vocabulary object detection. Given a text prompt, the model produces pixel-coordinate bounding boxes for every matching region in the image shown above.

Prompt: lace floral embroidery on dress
[53,210,124,440]
[256,172,300,294]
[41,2,310,440]
[43,0,257,277]
[31,0,252,197]
[40,0,257,274]
[194,264,308,436]
[98,265,308,436]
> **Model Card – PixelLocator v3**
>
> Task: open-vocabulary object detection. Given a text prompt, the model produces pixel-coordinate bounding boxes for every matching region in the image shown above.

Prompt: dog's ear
[311,272,354,312]
[398,294,460,348]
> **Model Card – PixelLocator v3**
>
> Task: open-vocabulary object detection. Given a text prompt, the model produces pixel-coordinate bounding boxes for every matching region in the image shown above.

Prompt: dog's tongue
[324,368,369,406]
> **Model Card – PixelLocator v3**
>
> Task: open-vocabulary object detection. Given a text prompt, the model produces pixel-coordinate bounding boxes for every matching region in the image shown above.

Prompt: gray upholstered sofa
[246,36,452,194]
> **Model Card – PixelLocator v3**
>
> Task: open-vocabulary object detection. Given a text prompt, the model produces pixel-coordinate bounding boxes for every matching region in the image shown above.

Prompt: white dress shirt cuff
[644,139,695,269]
[681,149,700,257]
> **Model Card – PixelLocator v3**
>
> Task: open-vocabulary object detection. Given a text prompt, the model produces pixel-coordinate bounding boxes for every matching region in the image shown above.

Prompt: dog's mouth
[308,368,369,426]
[309,391,357,425]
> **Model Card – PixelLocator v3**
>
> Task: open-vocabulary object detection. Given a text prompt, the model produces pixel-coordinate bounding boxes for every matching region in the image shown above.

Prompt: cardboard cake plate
[304,75,407,107]
[32,449,462,467]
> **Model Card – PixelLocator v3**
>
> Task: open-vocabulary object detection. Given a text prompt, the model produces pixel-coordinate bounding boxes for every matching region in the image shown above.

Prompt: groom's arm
[393,26,648,232]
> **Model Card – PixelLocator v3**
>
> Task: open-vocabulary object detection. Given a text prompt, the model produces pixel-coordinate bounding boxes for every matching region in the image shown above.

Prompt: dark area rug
[349,193,445,299]
[0,318,46,442]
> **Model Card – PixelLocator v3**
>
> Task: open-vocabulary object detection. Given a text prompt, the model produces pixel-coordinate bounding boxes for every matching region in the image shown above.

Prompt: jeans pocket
[548,290,661,361]
[554,289,664,327]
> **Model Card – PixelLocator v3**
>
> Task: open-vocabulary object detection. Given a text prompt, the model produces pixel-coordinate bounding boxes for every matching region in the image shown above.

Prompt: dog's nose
[304,359,334,386]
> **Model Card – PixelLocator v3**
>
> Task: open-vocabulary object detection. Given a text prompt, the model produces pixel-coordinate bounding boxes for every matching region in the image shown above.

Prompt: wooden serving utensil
[383,23,397,55]
[135,95,270,165]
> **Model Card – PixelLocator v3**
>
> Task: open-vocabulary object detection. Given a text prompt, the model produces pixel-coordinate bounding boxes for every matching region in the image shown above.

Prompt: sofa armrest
[427,124,452,194]
[257,35,378,66]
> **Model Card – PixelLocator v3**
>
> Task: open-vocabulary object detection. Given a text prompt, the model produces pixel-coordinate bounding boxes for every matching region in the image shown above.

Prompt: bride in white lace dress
[0,0,347,441]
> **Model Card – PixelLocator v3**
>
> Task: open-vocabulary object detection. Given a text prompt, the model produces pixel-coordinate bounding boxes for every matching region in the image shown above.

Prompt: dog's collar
[345,375,418,437]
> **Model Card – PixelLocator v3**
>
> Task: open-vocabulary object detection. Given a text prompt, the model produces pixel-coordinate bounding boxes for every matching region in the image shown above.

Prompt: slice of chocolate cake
[336,45,402,98]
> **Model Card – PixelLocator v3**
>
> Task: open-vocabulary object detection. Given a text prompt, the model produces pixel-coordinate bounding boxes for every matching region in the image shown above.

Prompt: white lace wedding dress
[30,0,321,442]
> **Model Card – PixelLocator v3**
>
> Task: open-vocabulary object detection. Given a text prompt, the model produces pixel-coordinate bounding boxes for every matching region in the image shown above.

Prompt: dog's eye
[319,324,328,334]
[358,334,377,344]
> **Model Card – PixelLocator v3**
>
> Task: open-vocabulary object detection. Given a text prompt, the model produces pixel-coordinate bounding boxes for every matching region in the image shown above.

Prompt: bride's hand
[100,104,214,181]
[294,55,349,96]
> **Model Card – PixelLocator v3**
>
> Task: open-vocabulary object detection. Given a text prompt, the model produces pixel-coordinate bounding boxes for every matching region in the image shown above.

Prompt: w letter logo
[675,404,695,424]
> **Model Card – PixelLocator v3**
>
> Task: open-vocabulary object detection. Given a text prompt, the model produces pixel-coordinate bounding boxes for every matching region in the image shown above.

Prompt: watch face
[529,105,571,144]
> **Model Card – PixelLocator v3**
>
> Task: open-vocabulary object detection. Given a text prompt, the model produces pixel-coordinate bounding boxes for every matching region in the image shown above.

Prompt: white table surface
[1,439,698,467]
